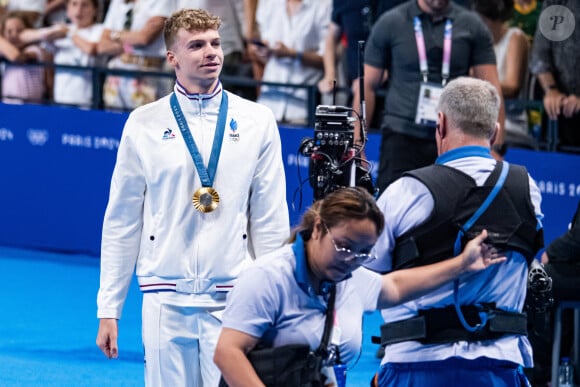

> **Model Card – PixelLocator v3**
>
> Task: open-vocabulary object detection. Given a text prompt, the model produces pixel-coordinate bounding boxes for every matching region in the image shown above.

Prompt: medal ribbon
[170,91,228,188]
[413,16,453,85]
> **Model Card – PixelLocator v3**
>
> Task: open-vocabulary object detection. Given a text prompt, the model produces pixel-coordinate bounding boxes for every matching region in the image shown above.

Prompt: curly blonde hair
[164,8,221,50]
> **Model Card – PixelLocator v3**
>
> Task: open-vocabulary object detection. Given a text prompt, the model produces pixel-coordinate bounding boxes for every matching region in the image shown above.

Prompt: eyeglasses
[323,224,377,265]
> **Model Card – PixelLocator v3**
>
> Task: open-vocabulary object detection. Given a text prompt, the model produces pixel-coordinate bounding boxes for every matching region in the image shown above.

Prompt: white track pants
[142,292,224,387]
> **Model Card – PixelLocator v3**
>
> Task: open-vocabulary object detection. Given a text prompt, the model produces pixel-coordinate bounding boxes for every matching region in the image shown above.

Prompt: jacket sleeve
[247,108,290,258]
[97,116,146,319]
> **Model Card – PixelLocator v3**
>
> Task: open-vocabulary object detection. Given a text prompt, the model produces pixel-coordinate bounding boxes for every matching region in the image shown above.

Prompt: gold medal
[192,187,220,213]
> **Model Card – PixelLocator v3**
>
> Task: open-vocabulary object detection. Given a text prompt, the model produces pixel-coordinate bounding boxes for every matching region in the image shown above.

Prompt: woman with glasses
[214,186,505,386]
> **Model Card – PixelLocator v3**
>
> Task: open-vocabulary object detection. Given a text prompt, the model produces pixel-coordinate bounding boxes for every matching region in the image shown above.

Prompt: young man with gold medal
[96,8,290,386]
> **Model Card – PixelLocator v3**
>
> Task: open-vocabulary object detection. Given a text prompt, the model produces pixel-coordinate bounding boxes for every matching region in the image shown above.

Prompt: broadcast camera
[524,259,554,334]
[526,259,554,314]
[296,40,375,201]
[299,104,375,200]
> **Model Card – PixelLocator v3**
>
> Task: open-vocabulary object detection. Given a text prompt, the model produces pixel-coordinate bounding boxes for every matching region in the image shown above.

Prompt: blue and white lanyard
[169,92,228,188]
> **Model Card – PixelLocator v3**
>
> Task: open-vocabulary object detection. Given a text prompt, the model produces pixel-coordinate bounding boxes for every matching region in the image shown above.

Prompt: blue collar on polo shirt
[292,232,348,297]
[436,145,493,165]
[292,232,314,295]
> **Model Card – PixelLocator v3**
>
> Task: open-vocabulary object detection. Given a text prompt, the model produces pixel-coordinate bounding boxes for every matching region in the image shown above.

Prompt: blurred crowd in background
[0,0,578,155]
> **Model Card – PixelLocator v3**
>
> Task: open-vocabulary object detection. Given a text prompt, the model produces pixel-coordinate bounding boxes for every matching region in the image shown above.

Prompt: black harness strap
[371,305,528,346]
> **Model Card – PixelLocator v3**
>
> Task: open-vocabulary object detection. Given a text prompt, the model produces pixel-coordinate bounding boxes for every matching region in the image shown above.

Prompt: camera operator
[367,77,544,386]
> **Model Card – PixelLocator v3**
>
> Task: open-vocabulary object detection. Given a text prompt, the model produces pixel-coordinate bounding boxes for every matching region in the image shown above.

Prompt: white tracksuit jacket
[97,83,290,319]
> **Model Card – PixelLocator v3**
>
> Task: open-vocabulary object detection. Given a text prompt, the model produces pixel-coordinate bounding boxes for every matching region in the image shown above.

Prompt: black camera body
[300,105,375,200]
[526,259,554,314]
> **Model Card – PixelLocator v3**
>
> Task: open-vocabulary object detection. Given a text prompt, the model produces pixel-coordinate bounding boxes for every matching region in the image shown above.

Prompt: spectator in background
[318,0,407,107]
[1,0,47,27]
[353,0,505,194]
[178,0,253,99]
[49,0,104,107]
[0,14,22,61]
[511,0,542,44]
[474,0,536,150]
[242,0,262,90]
[250,0,331,125]
[530,0,580,152]
[318,0,373,107]
[43,0,67,26]
[177,0,244,77]
[511,0,543,148]
[242,0,257,42]
[97,0,177,110]
[0,11,51,103]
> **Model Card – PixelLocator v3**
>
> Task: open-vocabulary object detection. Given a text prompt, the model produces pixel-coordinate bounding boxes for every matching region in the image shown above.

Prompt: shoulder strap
[316,284,336,358]
[453,161,509,333]
[453,161,509,255]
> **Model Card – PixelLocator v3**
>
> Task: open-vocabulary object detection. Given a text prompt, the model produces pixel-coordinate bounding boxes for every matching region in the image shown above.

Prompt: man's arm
[243,0,259,40]
[501,30,529,98]
[97,119,145,318]
[97,29,124,56]
[536,72,565,120]
[106,16,166,47]
[536,72,580,119]
[19,25,68,44]
[247,109,290,256]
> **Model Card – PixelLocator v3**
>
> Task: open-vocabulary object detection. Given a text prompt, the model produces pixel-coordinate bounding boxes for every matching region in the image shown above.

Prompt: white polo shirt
[255,0,331,123]
[368,146,544,367]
